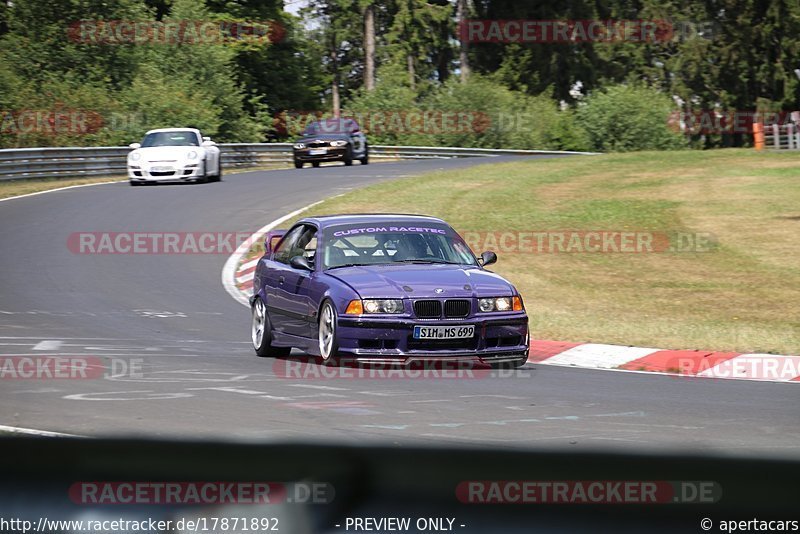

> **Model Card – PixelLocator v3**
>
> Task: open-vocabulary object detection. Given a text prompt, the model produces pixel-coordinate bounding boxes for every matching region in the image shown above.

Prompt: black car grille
[414,300,442,319]
[413,299,471,319]
[307,140,330,148]
[444,299,470,318]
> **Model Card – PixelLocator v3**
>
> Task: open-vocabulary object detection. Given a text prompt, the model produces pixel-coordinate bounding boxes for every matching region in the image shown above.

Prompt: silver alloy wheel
[252,299,266,349]
[319,302,335,360]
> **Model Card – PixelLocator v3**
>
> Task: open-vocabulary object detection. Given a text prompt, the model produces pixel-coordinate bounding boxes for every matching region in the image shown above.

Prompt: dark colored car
[292,118,369,168]
[250,214,529,366]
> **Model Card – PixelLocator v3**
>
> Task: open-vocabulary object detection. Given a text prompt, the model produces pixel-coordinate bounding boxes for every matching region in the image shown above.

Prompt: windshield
[322,223,477,269]
[141,131,199,147]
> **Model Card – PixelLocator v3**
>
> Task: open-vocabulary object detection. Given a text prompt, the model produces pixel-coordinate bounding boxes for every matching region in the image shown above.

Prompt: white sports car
[127,128,222,186]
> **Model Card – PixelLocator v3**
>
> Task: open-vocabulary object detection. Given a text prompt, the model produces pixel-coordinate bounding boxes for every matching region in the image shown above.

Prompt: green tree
[303,0,365,115]
[469,0,600,102]
[125,0,268,142]
[0,0,150,89]
[385,0,452,90]
[0,0,9,37]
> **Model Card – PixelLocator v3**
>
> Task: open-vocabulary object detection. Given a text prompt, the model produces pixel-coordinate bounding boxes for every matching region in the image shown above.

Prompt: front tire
[343,147,353,166]
[294,160,303,169]
[129,181,142,187]
[318,300,339,362]
[252,298,290,358]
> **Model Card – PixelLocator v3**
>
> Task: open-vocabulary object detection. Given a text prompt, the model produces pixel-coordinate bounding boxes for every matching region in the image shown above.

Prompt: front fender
[315,273,360,318]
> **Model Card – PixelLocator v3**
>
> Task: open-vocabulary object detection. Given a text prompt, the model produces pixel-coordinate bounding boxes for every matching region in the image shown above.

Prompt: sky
[284,0,307,16]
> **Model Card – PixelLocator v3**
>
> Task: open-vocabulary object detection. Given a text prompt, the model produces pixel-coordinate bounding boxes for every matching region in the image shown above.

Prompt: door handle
[278,276,285,285]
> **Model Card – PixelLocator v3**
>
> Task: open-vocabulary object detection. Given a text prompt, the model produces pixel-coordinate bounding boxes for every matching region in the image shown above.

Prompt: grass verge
[0,176,126,200]
[269,149,799,354]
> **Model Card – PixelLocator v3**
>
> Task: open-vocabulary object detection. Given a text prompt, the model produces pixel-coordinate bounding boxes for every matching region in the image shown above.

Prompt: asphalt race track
[0,157,797,455]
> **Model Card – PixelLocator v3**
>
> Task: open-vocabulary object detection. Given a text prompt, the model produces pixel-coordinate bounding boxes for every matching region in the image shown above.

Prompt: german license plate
[309,149,327,155]
[151,166,173,172]
[413,325,475,339]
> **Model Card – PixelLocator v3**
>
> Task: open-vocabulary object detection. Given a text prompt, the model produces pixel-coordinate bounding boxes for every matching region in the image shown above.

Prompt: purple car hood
[325,264,514,299]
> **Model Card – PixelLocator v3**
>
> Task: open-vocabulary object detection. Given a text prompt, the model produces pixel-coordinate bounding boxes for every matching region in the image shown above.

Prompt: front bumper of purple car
[335,313,529,365]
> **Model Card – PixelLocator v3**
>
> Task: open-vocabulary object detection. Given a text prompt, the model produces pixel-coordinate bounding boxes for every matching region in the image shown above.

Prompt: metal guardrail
[0,144,596,181]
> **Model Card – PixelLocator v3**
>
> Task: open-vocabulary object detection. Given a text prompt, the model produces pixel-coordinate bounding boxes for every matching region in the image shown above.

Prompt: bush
[577,85,687,152]
[343,75,591,151]
[343,82,421,146]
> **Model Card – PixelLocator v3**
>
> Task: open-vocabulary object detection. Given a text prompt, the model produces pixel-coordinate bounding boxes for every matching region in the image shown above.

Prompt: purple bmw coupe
[250,214,529,367]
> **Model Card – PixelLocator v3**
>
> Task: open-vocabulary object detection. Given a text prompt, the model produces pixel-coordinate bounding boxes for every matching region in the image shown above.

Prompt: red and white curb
[224,208,799,384]
[529,340,799,383]
[221,201,324,307]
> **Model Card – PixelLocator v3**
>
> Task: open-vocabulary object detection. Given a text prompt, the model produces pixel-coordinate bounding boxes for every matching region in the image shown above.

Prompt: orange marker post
[753,122,765,150]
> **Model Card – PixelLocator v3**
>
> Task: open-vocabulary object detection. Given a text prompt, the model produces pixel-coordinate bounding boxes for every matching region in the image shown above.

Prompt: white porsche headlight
[187,151,198,160]
[129,152,141,161]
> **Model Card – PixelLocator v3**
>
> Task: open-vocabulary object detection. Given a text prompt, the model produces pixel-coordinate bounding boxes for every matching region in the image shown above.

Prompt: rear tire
[312,162,321,168]
[360,145,369,165]
[252,298,291,358]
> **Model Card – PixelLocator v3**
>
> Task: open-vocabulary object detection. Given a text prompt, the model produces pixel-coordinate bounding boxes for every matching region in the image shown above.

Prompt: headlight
[294,143,305,149]
[478,297,522,312]
[187,151,198,159]
[331,140,348,147]
[129,152,141,161]
[362,299,404,314]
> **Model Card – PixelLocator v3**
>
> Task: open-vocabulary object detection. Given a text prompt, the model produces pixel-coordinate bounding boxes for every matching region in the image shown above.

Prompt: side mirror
[290,255,313,271]
[129,143,141,149]
[203,136,211,142]
[202,140,216,147]
[479,251,497,267]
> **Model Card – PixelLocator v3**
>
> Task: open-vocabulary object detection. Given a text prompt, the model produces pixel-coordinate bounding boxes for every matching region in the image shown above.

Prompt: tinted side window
[273,226,305,264]
[273,225,318,265]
